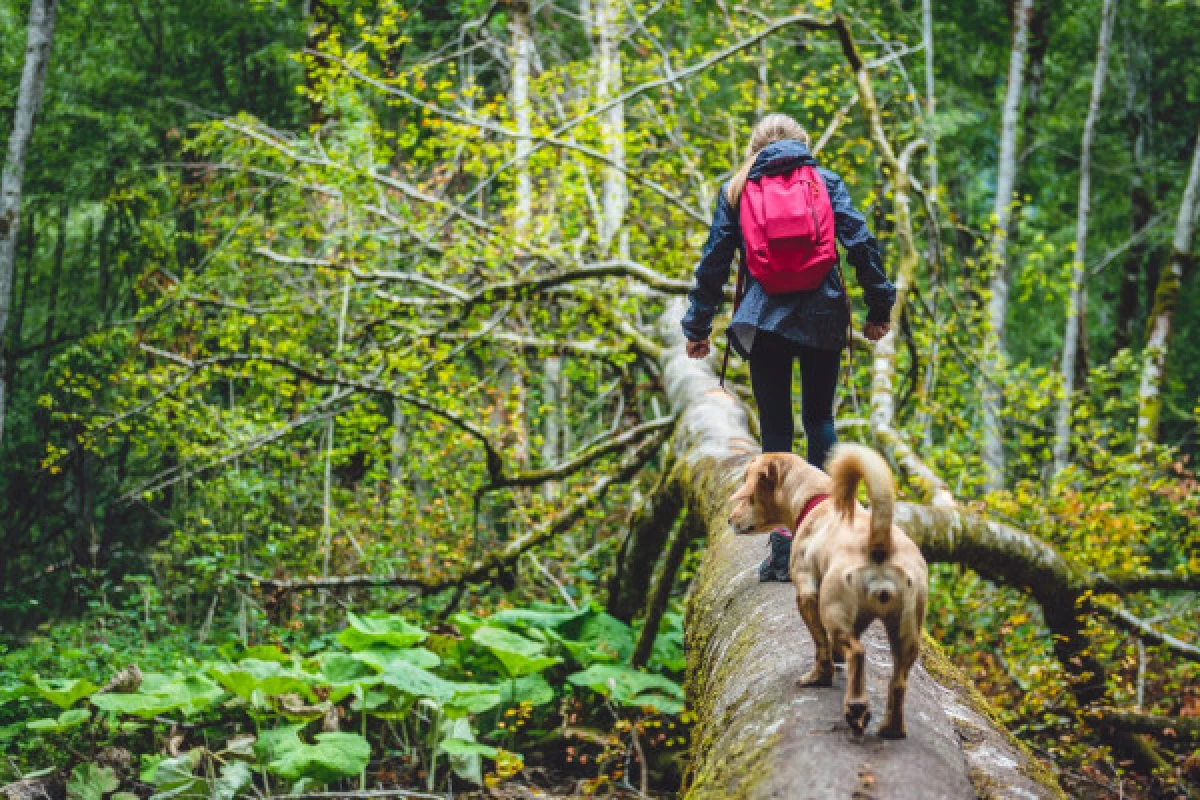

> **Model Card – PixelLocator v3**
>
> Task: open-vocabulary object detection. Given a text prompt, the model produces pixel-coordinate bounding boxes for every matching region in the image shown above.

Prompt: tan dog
[729,444,928,738]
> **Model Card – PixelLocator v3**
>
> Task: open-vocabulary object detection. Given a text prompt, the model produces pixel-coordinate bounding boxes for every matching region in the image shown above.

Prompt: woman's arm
[681,187,742,344]
[820,169,896,326]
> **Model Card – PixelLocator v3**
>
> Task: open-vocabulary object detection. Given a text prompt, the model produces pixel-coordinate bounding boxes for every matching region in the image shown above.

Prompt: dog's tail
[827,444,895,562]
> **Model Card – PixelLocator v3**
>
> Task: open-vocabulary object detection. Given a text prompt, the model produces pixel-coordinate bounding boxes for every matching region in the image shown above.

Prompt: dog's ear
[757,459,780,494]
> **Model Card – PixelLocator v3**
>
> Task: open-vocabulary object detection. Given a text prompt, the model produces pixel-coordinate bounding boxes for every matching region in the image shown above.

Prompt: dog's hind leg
[794,572,834,687]
[839,631,871,735]
[878,616,919,739]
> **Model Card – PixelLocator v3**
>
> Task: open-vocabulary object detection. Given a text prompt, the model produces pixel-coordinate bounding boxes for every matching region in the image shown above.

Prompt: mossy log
[657,299,1063,799]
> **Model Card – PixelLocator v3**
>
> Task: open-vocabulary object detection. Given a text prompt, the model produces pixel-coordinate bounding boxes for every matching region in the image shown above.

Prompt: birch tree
[1052,0,1117,476]
[511,0,534,237]
[981,0,1035,491]
[1135,131,1200,453]
[592,0,626,255]
[0,0,60,448]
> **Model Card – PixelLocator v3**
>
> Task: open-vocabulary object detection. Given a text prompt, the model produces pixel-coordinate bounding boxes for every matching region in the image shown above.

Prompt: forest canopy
[1,0,1198,798]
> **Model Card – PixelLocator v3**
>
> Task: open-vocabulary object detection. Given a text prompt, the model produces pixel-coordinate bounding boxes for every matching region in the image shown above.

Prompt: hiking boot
[758,528,793,582]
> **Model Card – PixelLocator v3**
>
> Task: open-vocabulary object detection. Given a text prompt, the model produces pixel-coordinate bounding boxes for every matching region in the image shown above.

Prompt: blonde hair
[726,113,811,206]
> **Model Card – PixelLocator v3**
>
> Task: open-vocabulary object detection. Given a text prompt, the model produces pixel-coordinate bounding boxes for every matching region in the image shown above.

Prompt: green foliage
[0,602,686,794]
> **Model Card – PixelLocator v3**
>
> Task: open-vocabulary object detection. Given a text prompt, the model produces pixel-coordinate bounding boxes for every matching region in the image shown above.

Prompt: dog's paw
[797,666,834,688]
[845,701,871,736]
[876,719,907,739]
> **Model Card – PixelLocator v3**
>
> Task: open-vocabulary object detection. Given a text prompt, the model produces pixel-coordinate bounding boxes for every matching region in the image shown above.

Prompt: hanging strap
[836,262,854,391]
[719,250,749,390]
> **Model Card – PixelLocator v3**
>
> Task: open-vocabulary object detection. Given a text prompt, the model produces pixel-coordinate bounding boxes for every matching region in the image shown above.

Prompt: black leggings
[747,331,841,467]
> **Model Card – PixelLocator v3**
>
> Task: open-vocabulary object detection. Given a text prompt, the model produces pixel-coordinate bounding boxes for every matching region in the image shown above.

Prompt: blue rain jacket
[680,139,896,356]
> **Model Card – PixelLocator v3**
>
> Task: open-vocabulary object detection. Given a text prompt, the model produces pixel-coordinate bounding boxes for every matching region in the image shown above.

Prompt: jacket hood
[749,139,818,179]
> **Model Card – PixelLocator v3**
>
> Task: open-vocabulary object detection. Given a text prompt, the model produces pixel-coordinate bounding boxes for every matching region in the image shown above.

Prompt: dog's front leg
[794,573,834,687]
[878,616,920,739]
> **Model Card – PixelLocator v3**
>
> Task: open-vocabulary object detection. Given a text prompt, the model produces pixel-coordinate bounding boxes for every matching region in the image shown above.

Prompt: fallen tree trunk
[658,299,1063,799]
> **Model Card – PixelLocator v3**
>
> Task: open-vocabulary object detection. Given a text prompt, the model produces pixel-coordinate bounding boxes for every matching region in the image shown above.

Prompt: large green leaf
[27,707,91,733]
[470,626,561,678]
[552,610,635,666]
[211,760,253,800]
[148,748,205,799]
[349,645,441,672]
[337,612,427,651]
[500,674,556,707]
[67,763,118,800]
[568,664,685,714]
[490,605,588,630]
[91,673,225,719]
[35,677,98,709]
[373,660,459,704]
[267,731,371,785]
[209,659,312,702]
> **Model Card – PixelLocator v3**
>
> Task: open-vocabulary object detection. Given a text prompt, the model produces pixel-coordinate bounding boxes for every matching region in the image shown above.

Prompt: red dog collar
[795,493,831,531]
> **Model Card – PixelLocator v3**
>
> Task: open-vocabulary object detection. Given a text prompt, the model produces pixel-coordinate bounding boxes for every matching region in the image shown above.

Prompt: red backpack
[738,165,838,293]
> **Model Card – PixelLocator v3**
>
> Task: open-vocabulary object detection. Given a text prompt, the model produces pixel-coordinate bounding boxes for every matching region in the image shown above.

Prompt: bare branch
[482,415,676,492]
[1090,599,1200,663]
[237,423,670,596]
[1089,708,1200,741]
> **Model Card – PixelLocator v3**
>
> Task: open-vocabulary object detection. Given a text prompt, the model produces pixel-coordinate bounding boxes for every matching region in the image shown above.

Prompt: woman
[682,113,895,581]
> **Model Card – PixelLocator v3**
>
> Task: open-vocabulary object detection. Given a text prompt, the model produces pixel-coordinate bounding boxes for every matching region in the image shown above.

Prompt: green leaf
[27,707,91,733]
[350,645,441,672]
[149,749,204,799]
[337,612,427,651]
[35,677,98,709]
[490,604,588,630]
[254,724,305,763]
[471,626,561,678]
[209,660,312,702]
[373,660,459,704]
[439,737,500,757]
[568,664,685,714]
[550,610,635,666]
[67,763,119,800]
[500,674,556,707]
[212,760,253,800]
[267,732,371,785]
[91,673,225,718]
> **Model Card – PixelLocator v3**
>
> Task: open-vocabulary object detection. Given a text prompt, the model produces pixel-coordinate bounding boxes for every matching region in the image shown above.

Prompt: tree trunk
[1114,20,1154,353]
[922,0,937,195]
[39,200,69,371]
[606,464,684,623]
[982,0,1035,491]
[656,299,1062,799]
[593,0,626,256]
[0,0,59,448]
[511,1,533,238]
[1052,0,1117,476]
[1135,131,1200,452]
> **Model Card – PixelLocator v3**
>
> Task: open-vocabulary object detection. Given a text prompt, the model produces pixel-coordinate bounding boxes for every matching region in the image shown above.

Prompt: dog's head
[729,453,802,534]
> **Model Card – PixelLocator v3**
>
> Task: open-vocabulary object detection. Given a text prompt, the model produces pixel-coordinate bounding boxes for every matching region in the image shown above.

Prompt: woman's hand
[686,339,712,359]
[863,321,891,342]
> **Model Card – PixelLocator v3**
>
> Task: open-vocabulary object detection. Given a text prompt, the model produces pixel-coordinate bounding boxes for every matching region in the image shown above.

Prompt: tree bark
[39,199,69,373]
[1114,18,1154,353]
[1052,0,1117,475]
[592,0,627,256]
[510,1,533,238]
[606,463,684,623]
[657,299,1062,799]
[1135,130,1200,452]
[982,0,1035,491]
[0,0,59,448]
